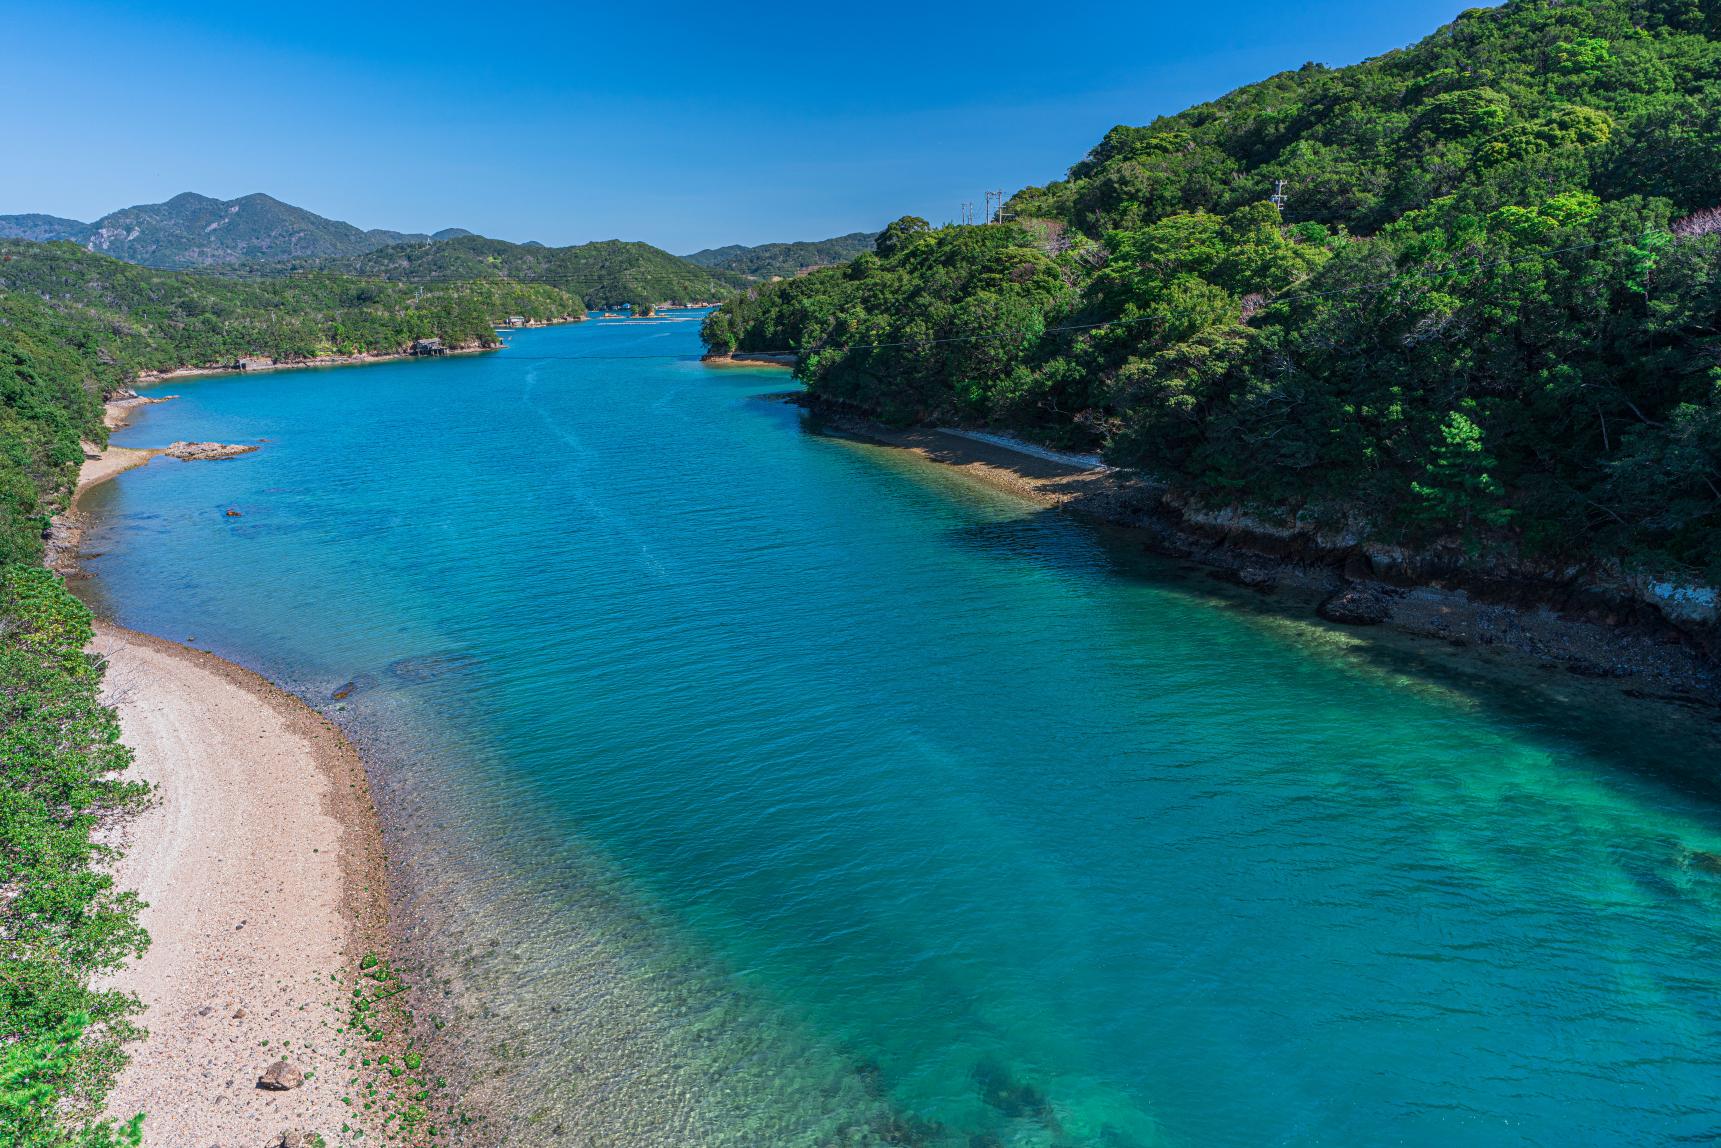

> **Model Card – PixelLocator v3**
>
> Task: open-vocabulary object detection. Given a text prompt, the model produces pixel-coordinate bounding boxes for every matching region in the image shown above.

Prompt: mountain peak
[0,192,455,269]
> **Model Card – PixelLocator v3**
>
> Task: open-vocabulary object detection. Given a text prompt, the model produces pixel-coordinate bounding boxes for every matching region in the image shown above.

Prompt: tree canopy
[704,0,1721,583]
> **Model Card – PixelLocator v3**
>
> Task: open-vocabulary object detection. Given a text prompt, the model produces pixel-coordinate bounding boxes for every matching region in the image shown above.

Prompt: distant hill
[0,192,473,269]
[0,213,89,243]
[250,234,748,311]
[683,232,877,279]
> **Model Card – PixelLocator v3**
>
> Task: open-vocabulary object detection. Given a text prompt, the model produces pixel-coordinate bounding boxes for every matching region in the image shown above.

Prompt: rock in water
[257,1060,304,1090]
[165,441,260,461]
[1318,586,1392,626]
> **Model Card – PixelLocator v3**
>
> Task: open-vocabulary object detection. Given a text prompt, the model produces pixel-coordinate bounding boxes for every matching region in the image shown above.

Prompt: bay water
[79,315,1721,1146]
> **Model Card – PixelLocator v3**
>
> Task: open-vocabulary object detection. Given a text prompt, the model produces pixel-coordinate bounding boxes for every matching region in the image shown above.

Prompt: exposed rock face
[257,1060,304,1091]
[1343,550,1375,581]
[1318,586,1394,626]
[165,441,259,461]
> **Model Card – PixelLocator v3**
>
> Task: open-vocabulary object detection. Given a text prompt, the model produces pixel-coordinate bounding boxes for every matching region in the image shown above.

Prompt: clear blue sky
[4,0,1476,253]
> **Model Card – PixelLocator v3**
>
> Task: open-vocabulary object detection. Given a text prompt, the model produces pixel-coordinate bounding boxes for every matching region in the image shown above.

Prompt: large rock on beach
[266,1132,320,1148]
[257,1059,304,1091]
[1318,586,1393,626]
[165,440,259,461]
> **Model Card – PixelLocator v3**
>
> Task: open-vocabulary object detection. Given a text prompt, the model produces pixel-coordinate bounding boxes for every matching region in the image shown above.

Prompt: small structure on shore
[506,315,526,327]
[236,356,274,371]
[410,338,447,356]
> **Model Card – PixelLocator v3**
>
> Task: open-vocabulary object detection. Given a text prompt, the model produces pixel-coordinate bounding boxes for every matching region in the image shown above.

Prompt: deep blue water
[80,315,1721,1146]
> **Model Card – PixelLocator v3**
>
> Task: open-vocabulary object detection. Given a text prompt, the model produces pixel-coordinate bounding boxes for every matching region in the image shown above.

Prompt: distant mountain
[0,192,474,269]
[683,232,878,279]
[0,213,90,243]
[251,234,748,310]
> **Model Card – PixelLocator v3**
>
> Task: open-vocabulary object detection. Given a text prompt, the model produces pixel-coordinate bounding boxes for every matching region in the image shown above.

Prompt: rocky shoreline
[789,398,1720,708]
[701,350,797,367]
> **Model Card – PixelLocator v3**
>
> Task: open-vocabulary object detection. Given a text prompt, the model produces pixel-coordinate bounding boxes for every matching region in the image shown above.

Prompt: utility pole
[961,202,974,226]
[1270,180,1289,213]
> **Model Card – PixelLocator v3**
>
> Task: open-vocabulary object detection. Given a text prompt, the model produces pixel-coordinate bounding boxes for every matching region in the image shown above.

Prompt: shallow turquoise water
[82,315,1721,1146]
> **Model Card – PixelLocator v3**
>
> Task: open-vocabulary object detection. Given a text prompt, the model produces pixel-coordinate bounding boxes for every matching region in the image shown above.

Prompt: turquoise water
[80,315,1721,1147]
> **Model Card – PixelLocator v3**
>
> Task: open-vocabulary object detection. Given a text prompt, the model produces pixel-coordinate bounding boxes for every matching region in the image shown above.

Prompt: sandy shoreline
[92,623,389,1145]
[68,407,394,1145]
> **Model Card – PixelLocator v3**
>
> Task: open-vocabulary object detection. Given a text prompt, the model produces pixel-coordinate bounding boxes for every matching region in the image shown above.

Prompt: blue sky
[5,0,1475,252]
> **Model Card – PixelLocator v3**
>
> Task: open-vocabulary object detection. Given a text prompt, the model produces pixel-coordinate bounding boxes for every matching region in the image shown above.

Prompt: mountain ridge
[683,232,878,278]
[0,191,469,269]
[243,233,749,310]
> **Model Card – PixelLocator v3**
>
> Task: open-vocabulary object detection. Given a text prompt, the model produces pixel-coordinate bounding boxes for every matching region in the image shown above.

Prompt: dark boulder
[1318,586,1392,626]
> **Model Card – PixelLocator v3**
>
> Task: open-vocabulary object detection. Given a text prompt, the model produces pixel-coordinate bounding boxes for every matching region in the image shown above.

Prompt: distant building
[410,338,447,356]
[506,315,526,327]
[236,356,274,371]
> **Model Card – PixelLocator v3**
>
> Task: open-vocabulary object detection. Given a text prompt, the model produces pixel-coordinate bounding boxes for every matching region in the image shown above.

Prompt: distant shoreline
[138,342,480,385]
[134,314,587,385]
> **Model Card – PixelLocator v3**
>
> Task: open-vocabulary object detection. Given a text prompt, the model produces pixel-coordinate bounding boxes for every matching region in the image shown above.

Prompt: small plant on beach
[336,952,470,1145]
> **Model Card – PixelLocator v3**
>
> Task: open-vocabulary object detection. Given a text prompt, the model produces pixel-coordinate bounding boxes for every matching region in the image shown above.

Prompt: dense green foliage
[706,0,1721,582]
[0,307,103,567]
[0,566,148,1147]
[256,234,747,311]
[0,192,446,269]
[683,232,878,279]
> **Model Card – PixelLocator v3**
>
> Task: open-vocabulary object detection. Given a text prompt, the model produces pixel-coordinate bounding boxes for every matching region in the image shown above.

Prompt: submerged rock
[387,652,480,682]
[166,440,259,461]
[1237,565,1278,591]
[973,1060,1056,1124]
[257,1059,304,1090]
[870,1112,947,1146]
[1317,586,1393,626]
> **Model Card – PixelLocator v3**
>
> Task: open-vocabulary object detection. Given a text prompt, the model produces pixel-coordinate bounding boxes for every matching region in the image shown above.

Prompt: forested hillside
[705,0,1721,585]
[254,235,746,311]
[683,232,877,279]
